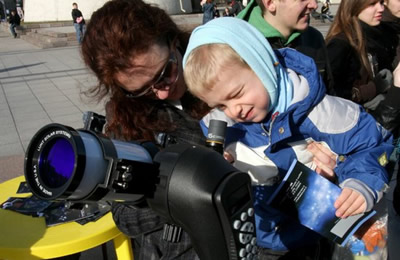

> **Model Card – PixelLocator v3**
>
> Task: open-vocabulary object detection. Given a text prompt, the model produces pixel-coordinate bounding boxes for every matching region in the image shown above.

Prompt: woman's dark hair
[81,0,209,142]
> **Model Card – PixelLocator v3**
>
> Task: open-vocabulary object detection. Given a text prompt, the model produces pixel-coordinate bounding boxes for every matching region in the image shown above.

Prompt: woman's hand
[307,142,337,181]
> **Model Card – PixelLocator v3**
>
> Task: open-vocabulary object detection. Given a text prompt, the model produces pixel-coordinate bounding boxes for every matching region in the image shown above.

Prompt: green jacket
[237,0,301,45]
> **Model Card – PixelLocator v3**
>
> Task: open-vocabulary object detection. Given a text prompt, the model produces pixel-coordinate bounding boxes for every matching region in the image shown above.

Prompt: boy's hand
[307,142,336,181]
[334,188,367,218]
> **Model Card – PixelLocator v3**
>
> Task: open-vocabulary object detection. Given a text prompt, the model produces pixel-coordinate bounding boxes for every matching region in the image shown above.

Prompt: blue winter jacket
[201,48,393,251]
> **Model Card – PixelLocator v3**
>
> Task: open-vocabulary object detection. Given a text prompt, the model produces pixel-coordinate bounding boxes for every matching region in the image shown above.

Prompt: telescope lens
[39,137,75,188]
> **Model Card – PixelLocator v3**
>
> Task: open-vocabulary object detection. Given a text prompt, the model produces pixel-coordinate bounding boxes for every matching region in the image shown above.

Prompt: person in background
[213,4,220,18]
[183,17,393,260]
[223,7,233,17]
[320,1,333,23]
[228,0,244,16]
[81,0,210,259]
[237,0,335,94]
[325,0,392,104]
[71,2,86,44]
[200,0,215,24]
[325,0,400,145]
[0,4,4,22]
[382,0,400,69]
[380,1,400,258]
[8,10,20,38]
[380,0,400,140]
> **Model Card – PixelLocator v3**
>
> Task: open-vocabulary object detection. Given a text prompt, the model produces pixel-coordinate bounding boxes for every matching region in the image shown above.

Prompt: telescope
[23,114,257,260]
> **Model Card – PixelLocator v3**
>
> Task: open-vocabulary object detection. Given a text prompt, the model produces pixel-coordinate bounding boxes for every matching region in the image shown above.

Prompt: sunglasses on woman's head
[123,48,179,98]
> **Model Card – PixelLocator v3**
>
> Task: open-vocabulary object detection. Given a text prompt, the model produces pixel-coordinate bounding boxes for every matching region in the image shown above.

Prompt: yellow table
[0,176,134,260]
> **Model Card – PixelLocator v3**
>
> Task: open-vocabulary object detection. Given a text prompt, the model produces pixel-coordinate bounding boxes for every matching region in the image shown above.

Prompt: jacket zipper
[260,112,279,150]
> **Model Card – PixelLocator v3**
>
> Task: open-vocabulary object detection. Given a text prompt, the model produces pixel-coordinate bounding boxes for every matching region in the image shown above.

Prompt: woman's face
[116,42,186,101]
[358,0,384,26]
[385,0,400,18]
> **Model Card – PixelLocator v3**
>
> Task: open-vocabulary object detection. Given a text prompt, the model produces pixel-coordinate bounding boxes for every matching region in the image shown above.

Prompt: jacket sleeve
[309,95,393,195]
[71,10,76,22]
[338,111,392,193]
[71,10,81,23]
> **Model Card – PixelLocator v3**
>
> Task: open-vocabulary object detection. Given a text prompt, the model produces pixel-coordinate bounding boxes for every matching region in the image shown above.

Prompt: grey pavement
[0,26,105,184]
[0,16,332,260]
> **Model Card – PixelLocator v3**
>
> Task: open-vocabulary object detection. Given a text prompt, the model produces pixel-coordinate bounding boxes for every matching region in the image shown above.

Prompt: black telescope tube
[24,123,158,202]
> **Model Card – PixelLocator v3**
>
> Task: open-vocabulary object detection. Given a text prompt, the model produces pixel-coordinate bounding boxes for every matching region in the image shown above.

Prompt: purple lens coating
[39,138,75,188]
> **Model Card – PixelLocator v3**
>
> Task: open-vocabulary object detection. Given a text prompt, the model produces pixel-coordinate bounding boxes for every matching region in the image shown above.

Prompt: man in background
[228,0,244,16]
[8,10,20,38]
[71,2,86,44]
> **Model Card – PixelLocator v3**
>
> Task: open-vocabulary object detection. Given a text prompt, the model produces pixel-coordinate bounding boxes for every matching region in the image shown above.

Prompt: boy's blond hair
[184,43,249,98]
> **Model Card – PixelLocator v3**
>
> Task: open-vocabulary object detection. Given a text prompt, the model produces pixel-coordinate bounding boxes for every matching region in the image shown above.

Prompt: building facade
[23,0,193,23]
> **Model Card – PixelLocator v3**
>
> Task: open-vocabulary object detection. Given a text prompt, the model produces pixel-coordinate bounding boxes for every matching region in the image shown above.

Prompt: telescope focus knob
[115,182,128,190]
[121,172,133,182]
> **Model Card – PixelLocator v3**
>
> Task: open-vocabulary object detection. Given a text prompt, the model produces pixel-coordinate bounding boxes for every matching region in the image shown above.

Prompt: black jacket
[327,33,377,102]
[9,13,20,26]
[381,8,400,69]
[326,21,397,103]
[371,79,400,140]
[71,8,85,24]
[380,10,400,216]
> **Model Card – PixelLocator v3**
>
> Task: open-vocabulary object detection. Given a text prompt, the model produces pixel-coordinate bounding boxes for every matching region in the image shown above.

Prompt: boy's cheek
[223,110,236,121]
